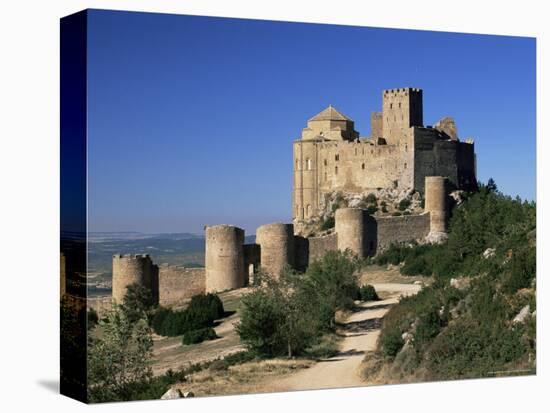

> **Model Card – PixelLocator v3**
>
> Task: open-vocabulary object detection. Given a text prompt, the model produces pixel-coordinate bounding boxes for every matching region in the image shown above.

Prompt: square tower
[382,88,423,145]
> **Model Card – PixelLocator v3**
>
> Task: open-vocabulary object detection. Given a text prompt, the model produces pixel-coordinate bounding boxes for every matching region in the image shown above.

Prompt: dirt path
[271,283,420,392]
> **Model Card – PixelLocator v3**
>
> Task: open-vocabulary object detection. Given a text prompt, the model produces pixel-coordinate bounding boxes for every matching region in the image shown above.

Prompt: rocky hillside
[363,180,536,382]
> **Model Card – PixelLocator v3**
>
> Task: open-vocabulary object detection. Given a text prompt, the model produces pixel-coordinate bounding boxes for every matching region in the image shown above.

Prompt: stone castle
[65,88,477,312]
[293,87,476,226]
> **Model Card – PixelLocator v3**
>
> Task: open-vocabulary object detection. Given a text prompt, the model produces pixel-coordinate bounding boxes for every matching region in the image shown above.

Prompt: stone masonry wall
[375,213,431,251]
[307,232,338,264]
[158,265,206,307]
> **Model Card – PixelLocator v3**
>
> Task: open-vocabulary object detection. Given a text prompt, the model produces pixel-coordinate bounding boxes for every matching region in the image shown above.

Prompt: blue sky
[87,9,536,234]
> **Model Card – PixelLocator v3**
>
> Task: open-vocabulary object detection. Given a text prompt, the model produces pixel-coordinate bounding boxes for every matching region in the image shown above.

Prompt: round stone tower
[256,223,295,278]
[425,176,447,234]
[335,208,365,257]
[205,225,245,293]
[112,254,153,303]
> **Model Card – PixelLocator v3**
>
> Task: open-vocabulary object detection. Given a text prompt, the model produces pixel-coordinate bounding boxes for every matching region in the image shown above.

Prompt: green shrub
[151,293,225,337]
[392,211,402,216]
[398,199,411,211]
[426,319,527,379]
[502,247,536,294]
[365,193,377,204]
[182,327,218,345]
[380,328,404,357]
[87,308,99,329]
[320,216,335,231]
[366,205,378,215]
[359,284,379,301]
[413,308,441,349]
[401,256,431,276]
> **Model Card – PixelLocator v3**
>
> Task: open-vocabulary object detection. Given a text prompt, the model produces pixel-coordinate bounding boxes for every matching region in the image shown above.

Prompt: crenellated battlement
[383,87,422,95]
[112,253,151,260]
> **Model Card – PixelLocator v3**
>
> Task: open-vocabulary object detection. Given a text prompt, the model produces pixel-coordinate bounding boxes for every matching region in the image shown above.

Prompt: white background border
[0,1,546,411]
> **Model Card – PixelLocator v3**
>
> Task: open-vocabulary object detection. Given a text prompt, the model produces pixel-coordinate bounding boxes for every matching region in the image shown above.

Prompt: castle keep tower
[112,254,153,303]
[425,176,448,235]
[205,225,245,293]
[381,88,423,146]
[335,208,365,257]
[256,223,295,277]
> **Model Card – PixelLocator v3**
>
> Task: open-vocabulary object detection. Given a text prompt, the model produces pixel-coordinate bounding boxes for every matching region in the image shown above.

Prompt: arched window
[306,158,312,170]
[324,159,327,166]
[324,172,327,181]
[306,204,312,218]
[335,166,338,175]
[362,163,365,170]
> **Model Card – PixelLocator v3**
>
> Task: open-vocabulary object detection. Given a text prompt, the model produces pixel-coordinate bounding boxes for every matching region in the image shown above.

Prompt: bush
[413,308,441,349]
[151,293,225,337]
[182,327,218,345]
[392,211,402,216]
[401,256,431,276]
[426,319,527,379]
[398,199,411,211]
[320,216,335,231]
[365,193,377,204]
[87,308,99,329]
[359,284,379,301]
[187,293,225,321]
[502,247,536,294]
[365,205,378,215]
[380,328,404,357]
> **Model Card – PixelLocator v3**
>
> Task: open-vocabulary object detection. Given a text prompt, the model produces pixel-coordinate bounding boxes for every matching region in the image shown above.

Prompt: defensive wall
[96,175,448,307]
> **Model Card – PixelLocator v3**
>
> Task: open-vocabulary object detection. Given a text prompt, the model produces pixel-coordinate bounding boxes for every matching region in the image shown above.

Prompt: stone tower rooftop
[309,105,352,122]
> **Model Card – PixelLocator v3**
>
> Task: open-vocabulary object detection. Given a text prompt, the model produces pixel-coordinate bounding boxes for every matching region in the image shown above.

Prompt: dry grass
[172,359,315,397]
[359,264,433,287]
[151,287,251,376]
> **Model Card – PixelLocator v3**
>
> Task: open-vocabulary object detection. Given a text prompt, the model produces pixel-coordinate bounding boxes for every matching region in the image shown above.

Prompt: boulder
[513,305,531,324]
[425,231,448,244]
[161,388,183,400]
[482,248,496,259]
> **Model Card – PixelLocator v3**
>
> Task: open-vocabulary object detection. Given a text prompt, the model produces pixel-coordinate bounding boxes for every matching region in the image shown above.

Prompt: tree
[88,304,154,402]
[486,178,498,193]
[237,268,321,358]
[302,250,359,327]
[237,252,361,357]
[119,283,154,324]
